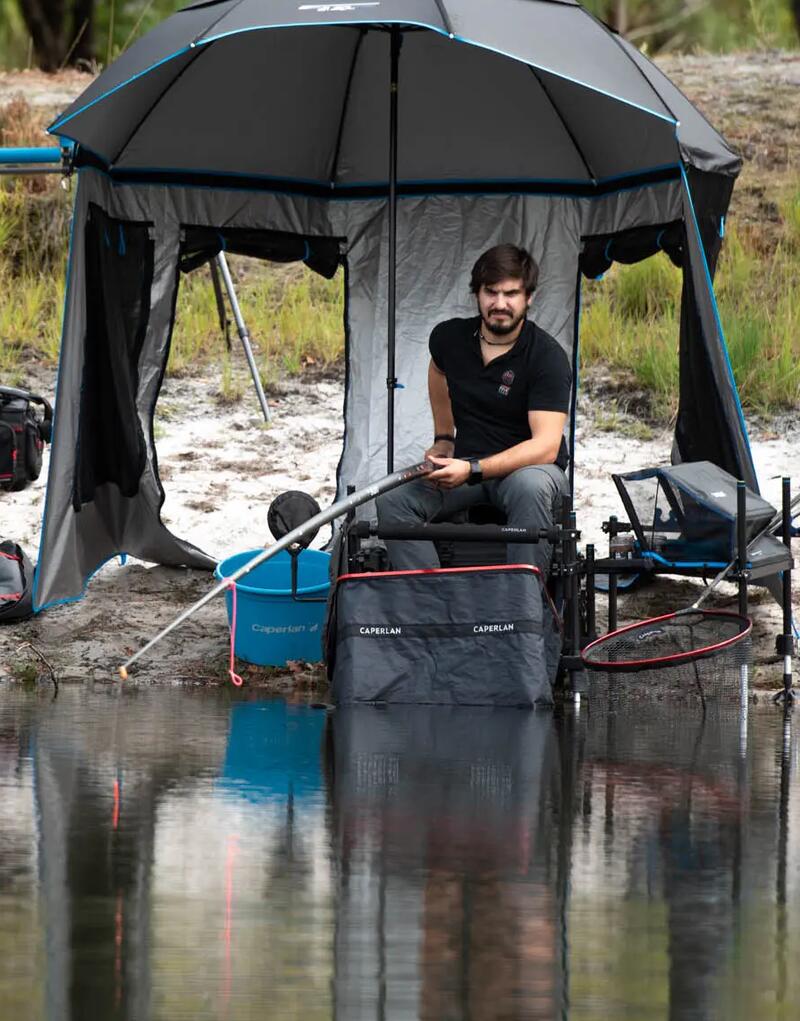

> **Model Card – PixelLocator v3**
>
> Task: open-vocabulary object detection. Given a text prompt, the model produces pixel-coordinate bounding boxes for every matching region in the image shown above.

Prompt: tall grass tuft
[581,218,800,423]
[168,259,345,382]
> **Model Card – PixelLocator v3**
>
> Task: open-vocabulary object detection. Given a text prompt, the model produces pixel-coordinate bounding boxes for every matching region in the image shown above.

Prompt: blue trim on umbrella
[50,45,196,132]
[74,160,682,195]
[680,164,755,482]
[76,161,682,204]
[50,14,676,138]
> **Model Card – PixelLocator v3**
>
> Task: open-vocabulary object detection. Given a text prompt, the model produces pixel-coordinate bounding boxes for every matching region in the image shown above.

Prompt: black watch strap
[434,433,455,443]
[467,457,483,485]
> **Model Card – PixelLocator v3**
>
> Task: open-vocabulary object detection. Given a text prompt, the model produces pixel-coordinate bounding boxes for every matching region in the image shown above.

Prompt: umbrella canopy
[50,0,739,189]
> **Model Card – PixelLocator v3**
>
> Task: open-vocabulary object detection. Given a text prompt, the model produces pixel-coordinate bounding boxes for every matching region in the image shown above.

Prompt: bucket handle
[289,544,328,604]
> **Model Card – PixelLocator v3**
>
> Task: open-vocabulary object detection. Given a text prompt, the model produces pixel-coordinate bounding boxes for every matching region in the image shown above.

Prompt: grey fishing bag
[327,565,561,706]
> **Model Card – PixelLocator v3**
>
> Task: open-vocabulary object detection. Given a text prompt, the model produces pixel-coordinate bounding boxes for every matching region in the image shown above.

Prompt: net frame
[581,608,752,673]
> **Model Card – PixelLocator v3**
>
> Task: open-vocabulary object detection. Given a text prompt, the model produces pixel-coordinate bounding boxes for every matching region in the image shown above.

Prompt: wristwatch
[466,457,483,486]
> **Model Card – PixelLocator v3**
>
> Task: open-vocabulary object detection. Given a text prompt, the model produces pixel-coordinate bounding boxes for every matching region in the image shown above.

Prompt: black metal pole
[386,27,401,474]
[781,477,793,699]
[608,516,618,633]
[585,544,596,642]
[737,481,748,618]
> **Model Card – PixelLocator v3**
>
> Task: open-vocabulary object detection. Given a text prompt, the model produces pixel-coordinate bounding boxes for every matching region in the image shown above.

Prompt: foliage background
[0,0,797,70]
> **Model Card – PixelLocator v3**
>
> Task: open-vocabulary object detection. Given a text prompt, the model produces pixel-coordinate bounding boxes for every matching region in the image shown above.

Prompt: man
[376,243,571,575]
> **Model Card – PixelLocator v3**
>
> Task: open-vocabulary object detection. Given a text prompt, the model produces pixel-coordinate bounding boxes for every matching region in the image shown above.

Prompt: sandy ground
[0,362,797,692]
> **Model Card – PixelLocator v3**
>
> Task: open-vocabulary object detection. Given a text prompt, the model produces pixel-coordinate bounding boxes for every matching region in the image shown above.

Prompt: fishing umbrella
[49,0,742,473]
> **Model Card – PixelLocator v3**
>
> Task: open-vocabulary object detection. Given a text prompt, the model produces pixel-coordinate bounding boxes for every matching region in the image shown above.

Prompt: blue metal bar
[0,146,62,165]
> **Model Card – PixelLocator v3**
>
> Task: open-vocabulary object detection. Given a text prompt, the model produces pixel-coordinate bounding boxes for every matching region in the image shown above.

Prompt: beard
[481,307,526,338]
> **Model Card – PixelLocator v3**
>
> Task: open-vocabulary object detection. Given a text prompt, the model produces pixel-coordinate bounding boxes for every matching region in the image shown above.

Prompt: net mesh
[582,610,752,702]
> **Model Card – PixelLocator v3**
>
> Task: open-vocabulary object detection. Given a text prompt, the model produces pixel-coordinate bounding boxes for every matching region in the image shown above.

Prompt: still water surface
[0,687,797,1020]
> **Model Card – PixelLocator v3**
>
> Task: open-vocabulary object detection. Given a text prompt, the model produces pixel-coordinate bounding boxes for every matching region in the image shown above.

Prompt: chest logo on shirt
[498,369,514,397]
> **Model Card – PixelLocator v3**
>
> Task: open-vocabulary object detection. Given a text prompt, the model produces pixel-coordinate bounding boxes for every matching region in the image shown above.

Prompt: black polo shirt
[429,316,571,469]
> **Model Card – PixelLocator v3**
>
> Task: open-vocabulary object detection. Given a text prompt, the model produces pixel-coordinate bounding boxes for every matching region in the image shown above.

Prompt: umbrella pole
[386,27,401,473]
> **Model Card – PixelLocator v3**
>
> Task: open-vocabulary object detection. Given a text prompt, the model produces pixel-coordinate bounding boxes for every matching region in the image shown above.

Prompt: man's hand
[427,456,471,489]
[424,439,455,461]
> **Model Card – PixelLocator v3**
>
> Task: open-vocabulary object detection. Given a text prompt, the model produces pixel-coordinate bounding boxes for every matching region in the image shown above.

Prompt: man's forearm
[428,362,455,438]
[479,436,560,479]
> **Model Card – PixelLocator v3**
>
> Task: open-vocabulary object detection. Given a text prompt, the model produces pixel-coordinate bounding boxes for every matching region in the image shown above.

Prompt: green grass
[1,176,799,424]
[581,214,800,422]
[168,259,345,381]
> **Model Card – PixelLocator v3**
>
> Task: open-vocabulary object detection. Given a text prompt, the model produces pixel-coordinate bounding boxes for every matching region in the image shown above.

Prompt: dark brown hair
[470,244,539,296]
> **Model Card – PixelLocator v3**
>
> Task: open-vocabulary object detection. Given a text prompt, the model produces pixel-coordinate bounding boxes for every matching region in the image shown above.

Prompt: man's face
[476,278,533,336]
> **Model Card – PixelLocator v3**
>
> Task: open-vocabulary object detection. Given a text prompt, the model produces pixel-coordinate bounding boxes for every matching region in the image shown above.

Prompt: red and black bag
[0,386,53,492]
[0,541,34,623]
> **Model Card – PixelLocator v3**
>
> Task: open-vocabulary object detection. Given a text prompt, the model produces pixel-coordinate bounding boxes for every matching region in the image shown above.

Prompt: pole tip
[118,666,128,681]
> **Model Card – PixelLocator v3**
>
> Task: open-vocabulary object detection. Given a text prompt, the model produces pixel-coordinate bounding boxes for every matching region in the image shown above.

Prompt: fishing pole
[118,460,436,679]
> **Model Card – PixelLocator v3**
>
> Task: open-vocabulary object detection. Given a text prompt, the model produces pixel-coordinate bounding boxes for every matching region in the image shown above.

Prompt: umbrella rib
[109,0,250,168]
[527,64,597,186]
[108,40,213,168]
[582,10,680,127]
[433,0,454,36]
[328,27,367,188]
[192,0,249,46]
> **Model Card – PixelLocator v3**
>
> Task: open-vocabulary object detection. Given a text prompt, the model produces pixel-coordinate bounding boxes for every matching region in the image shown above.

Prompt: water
[0,687,798,1020]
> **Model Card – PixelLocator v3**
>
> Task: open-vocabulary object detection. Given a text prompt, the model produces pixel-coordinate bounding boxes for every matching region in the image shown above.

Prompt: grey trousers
[376,463,569,575]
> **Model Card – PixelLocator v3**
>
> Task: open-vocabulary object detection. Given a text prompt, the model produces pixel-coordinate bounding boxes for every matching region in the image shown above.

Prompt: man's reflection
[327,706,572,1020]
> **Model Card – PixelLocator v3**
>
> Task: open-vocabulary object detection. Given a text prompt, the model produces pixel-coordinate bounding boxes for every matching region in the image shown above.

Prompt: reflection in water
[574,702,745,1021]
[0,688,799,1019]
[328,707,569,1020]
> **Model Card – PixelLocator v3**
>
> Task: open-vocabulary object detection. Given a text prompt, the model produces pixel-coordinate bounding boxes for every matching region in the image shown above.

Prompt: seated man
[377,243,571,575]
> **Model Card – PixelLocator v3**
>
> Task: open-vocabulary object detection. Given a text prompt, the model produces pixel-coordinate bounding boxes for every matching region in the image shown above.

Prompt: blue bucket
[214,549,330,666]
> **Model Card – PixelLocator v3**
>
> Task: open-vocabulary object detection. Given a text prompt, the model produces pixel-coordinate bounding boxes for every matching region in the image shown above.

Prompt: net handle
[581,608,752,673]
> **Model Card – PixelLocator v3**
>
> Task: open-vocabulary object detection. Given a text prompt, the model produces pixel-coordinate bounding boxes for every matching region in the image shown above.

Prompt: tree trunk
[71,0,96,66]
[615,0,628,35]
[17,0,95,70]
[792,1,800,42]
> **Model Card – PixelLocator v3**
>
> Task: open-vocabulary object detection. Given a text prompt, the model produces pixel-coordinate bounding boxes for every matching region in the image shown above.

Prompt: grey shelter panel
[338,193,585,497]
[580,177,682,239]
[678,179,756,489]
[35,172,703,608]
[36,173,345,608]
[578,176,756,490]
[34,176,213,610]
